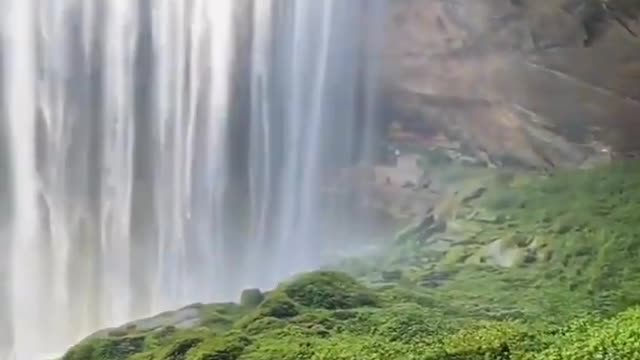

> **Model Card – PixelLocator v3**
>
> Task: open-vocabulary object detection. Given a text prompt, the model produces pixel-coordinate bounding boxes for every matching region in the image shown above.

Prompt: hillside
[62,160,640,359]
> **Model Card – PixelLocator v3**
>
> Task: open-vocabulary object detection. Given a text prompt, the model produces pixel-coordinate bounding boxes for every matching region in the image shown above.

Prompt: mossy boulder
[240,289,265,308]
[280,271,379,310]
[254,292,299,319]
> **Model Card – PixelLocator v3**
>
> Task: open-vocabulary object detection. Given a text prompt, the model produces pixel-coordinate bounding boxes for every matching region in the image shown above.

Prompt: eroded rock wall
[384,0,640,169]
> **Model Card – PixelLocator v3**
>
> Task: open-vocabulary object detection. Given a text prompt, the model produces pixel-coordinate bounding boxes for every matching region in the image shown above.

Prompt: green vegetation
[63,161,640,359]
[240,289,264,309]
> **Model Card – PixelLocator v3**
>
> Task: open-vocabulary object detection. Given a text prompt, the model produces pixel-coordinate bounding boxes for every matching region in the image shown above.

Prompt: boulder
[240,288,265,308]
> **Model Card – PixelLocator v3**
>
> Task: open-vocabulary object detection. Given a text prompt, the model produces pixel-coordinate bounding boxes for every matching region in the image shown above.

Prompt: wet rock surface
[384,0,640,169]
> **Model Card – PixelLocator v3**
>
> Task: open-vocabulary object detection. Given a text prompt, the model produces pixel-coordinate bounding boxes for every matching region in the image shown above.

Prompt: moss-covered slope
[63,271,640,359]
[63,162,640,360]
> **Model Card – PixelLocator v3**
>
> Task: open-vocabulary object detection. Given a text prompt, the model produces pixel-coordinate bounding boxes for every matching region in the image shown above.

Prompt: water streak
[0,0,384,358]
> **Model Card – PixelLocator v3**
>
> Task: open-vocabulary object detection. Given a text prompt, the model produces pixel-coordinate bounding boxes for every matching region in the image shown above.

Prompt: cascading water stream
[0,0,385,358]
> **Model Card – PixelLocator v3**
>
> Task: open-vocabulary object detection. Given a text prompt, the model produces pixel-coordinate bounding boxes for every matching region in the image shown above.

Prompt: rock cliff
[384,0,640,169]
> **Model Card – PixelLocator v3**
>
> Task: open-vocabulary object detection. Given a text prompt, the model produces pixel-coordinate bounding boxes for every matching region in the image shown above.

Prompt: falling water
[0,0,385,358]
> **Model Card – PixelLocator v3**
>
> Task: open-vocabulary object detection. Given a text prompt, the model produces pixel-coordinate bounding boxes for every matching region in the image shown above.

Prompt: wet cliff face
[384,0,640,169]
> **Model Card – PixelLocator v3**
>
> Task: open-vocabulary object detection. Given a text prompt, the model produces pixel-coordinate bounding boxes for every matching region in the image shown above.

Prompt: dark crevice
[610,13,639,37]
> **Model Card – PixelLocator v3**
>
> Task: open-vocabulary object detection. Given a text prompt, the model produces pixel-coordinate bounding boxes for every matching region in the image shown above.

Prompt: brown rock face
[383,0,640,169]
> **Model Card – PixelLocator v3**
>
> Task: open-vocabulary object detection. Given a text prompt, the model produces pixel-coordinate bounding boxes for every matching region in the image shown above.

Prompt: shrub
[63,336,146,360]
[281,271,378,310]
[187,333,251,360]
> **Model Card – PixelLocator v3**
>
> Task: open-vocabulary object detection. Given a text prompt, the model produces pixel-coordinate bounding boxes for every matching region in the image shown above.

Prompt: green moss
[153,335,205,359]
[434,162,640,317]
[372,303,457,342]
[235,292,300,331]
[481,189,527,210]
[255,293,299,319]
[187,333,251,360]
[465,247,489,265]
[280,271,378,310]
[500,233,531,250]
[243,317,287,336]
[128,353,155,360]
[442,245,478,265]
[442,321,542,359]
[62,162,640,360]
[240,289,264,308]
[538,308,640,359]
[286,335,420,360]
[63,341,101,360]
[290,310,338,333]
[200,303,249,333]
[63,336,146,360]
[393,223,421,245]
[378,286,439,308]
[238,339,316,360]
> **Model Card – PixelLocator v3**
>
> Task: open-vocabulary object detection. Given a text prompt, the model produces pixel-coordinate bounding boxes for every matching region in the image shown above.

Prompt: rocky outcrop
[384,0,640,169]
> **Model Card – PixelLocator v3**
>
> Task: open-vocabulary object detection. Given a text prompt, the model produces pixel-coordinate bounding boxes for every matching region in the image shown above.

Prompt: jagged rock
[395,207,448,245]
[461,186,487,204]
[384,0,640,170]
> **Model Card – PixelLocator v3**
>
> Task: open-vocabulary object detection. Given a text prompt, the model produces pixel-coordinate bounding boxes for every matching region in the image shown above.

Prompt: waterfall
[0,0,385,358]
